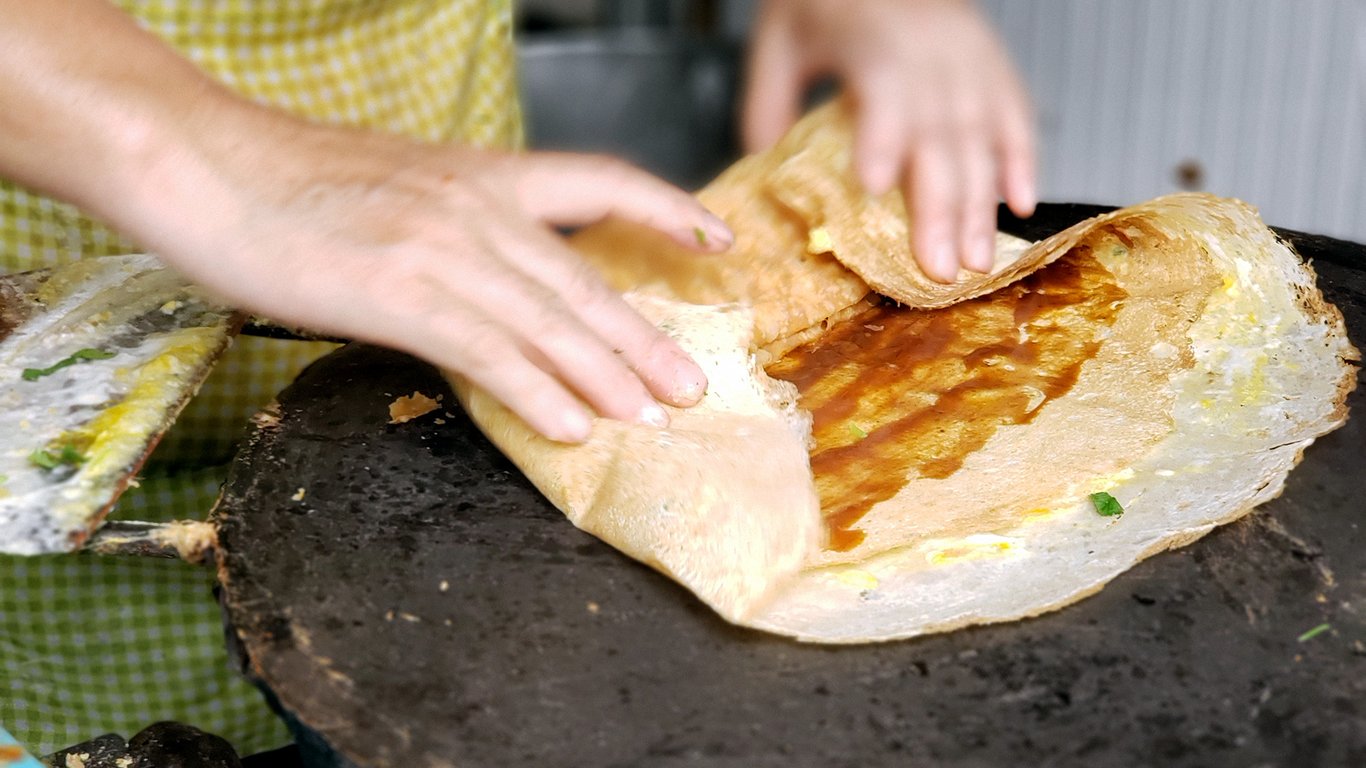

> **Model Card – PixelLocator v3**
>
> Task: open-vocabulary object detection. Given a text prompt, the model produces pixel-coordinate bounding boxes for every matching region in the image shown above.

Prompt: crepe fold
[451,106,1357,642]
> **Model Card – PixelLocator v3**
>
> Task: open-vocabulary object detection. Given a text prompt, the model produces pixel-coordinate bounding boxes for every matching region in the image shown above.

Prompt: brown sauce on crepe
[767,248,1127,551]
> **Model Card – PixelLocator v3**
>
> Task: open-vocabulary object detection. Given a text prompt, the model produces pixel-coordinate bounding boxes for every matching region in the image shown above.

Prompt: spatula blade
[0,255,239,554]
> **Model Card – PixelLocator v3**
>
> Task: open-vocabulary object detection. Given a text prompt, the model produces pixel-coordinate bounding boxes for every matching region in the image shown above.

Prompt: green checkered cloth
[0,333,334,757]
[0,467,291,757]
[0,724,44,767]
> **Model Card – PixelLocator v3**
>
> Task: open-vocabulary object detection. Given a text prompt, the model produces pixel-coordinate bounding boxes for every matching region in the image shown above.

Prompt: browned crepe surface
[769,213,1220,564]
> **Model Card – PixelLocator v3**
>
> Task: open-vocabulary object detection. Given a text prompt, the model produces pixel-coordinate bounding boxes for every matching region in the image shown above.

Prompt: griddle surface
[216,205,1366,768]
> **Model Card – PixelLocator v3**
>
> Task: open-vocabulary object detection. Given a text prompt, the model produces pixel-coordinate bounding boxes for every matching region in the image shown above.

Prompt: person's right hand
[115,103,735,443]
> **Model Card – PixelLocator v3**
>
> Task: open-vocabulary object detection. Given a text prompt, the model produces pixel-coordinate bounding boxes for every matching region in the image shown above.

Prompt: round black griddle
[214,204,1366,768]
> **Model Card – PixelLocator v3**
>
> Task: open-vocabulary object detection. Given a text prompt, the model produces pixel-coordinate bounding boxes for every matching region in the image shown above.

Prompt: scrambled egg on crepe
[451,102,1358,643]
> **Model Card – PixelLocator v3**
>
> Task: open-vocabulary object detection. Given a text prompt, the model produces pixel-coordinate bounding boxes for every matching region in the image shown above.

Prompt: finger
[562,274,708,408]
[996,82,1037,218]
[324,250,600,442]
[906,139,962,283]
[360,236,676,437]
[740,10,805,154]
[444,247,673,427]
[851,82,907,195]
[412,316,596,444]
[518,304,676,429]
[496,222,709,407]
[513,154,734,251]
[957,135,999,274]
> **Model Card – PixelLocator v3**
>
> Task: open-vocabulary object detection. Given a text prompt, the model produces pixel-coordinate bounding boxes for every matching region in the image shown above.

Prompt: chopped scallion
[21,348,116,381]
[1297,623,1331,643]
[29,444,86,470]
[1089,491,1124,517]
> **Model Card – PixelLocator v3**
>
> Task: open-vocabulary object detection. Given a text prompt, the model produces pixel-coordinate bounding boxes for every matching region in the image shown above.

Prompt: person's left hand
[742,0,1037,283]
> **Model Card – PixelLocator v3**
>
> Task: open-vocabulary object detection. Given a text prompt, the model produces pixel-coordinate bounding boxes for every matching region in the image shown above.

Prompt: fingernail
[638,402,670,428]
[672,366,708,405]
[702,211,734,249]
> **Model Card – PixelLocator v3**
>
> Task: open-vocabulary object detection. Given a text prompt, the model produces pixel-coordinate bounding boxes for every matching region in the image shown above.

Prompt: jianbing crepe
[450,105,1356,642]
[751,197,1356,641]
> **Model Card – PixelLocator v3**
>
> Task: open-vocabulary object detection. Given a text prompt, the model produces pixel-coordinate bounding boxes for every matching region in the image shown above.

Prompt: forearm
[0,0,246,230]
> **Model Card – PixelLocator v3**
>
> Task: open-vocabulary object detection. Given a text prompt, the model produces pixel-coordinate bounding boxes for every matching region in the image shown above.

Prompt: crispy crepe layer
[571,113,870,350]
[768,101,1048,307]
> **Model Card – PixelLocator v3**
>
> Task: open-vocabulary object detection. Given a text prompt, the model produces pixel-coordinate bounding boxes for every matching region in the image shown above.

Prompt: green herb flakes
[21,348,116,381]
[849,423,869,440]
[694,226,708,246]
[1297,623,1331,643]
[29,444,86,470]
[1089,491,1124,517]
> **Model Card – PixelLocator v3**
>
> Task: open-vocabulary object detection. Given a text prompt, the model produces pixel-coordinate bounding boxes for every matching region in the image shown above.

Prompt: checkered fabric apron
[0,0,521,755]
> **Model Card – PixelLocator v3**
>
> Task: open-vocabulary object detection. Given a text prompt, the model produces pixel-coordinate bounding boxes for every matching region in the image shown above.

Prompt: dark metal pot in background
[517,29,742,189]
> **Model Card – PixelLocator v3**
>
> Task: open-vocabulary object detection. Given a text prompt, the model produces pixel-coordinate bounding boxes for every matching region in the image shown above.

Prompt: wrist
[86,76,235,226]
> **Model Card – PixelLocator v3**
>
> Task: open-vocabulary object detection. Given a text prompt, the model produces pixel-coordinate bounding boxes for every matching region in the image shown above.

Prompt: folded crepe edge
[448,296,825,623]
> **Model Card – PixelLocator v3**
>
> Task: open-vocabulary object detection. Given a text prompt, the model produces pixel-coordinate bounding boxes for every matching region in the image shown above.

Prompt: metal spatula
[0,255,240,555]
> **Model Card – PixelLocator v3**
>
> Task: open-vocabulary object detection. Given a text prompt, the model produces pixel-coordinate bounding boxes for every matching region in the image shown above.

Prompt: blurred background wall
[517,0,1366,242]
[979,0,1365,243]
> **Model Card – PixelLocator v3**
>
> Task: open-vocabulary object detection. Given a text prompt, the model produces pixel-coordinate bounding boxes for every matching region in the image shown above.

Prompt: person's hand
[742,0,1036,282]
[0,0,733,443]
[115,102,734,443]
